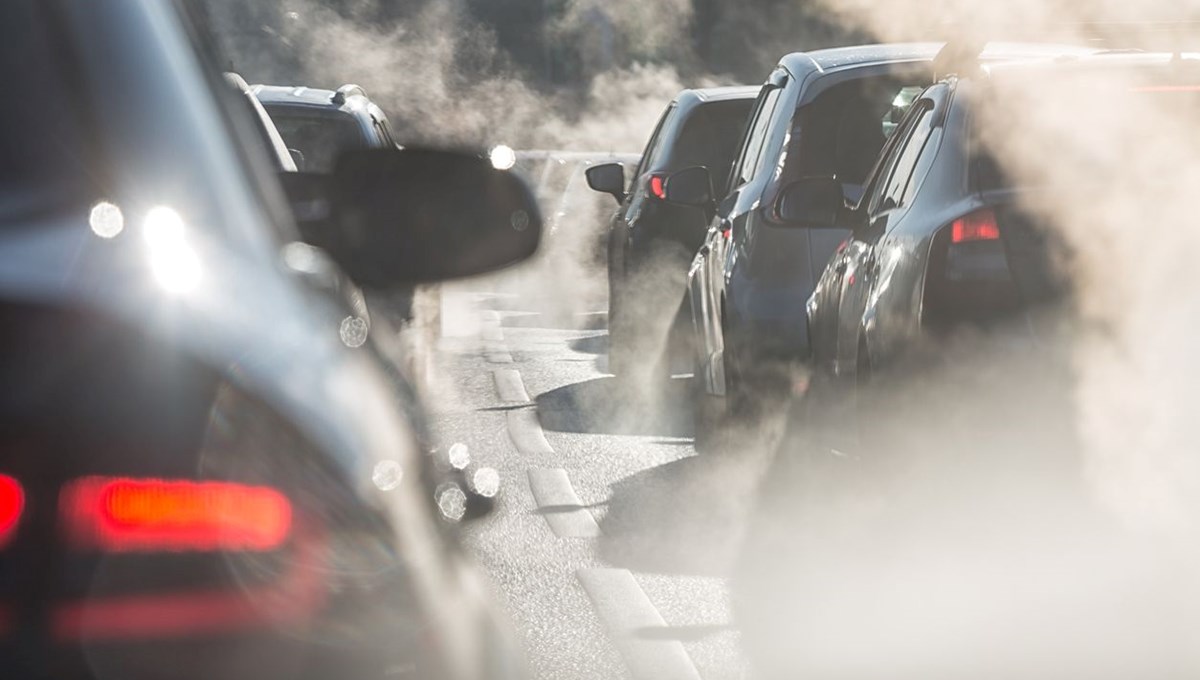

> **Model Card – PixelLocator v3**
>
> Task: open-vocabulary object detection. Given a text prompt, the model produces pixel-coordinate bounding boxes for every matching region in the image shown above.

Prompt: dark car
[586,86,758,380]
[737,50,1200,679]
[668,45,937,443]
[253,83,427,324]
[668,43,1096,447]
[251,83,399,173]
[800,49,1197,456]
[0,1,539,679]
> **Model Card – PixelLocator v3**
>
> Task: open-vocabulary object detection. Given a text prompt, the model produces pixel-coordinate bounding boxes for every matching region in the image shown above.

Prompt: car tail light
[648,174,667,200]
[61,477,292,553]
[951,207,1000,243]
[0,475,24,548]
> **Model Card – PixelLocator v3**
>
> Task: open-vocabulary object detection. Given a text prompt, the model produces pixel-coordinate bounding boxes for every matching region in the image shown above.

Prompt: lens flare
[89,201,124,239]
[490,144,517,170]
[143,207,201,294]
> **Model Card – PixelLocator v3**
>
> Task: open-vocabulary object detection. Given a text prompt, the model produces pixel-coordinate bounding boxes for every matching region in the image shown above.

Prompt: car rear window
[665,99,755,188]
[265,108,367,173]
[0,1,96,221]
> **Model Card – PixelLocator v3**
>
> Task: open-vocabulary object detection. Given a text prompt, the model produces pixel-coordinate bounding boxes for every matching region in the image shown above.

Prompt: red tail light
[61,478,292,553]
[648,174,667,200]
[0,475,24,548]
[951,208,1000,244]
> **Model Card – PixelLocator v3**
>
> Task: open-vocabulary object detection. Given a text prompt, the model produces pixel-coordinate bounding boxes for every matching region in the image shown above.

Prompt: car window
[632,105,674,188]
[785,75,928,197]
[864,99,926,214]
[665,98,755,190]
[866,99,931,214]
[267,109,368,173]
[879,102,935,210]
[732,86,782,189]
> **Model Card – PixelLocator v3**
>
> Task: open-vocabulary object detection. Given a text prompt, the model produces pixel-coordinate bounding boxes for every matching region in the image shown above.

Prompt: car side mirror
[586,162,626,203]
[663,166,714,208]
[282,148,542,288]
[775,177,844,229]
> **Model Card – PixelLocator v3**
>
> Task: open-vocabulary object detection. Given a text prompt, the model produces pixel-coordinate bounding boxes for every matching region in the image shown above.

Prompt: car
[225,73,299,172]
[665,45,938,446]
[665,42,1097,449]
[737,47,1200,679]
[585,86,758,381]
[800,47,1198,458]
[252,83,429,325]
[229,72,374,334]
[251,83,400,172]
[0,1,539,679]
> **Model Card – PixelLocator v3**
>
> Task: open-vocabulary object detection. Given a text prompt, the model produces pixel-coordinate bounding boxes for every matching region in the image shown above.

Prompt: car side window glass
[865,100,928,214]
[899,126,941,207]
[879,102,935,210]
[734,86,782,189]
[632,106,673,190]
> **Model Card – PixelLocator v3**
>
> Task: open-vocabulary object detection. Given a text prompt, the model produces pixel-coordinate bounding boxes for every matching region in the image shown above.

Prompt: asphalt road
[424,272,779,680]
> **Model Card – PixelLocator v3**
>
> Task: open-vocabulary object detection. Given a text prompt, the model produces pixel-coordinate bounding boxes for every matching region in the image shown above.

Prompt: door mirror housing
[776,177,845,229]
[586,162,626,203]
[663,166,714,208]
[283,148,542,288]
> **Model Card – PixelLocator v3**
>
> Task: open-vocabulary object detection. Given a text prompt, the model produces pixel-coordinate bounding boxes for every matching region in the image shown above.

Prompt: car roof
[673,85,760,113]
[781,41,1100,76]
[682,85,761,102]
[250,84,374,114]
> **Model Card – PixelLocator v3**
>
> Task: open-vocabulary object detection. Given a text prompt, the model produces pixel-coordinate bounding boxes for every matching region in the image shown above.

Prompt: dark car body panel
[602,85,757,374]
[0,2,513,678]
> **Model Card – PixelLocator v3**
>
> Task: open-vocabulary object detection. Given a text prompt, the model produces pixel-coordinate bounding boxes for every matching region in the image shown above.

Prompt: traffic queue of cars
[0,1,536,679]
[587,40,1132,451]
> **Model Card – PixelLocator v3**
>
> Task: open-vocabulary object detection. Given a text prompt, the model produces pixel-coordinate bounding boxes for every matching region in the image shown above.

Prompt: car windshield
[266,108,367,173]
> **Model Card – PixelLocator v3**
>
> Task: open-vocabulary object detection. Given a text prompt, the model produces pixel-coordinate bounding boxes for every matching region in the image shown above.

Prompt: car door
[835,94,941,379]
[611,106,674,290]
[693,76,785,392]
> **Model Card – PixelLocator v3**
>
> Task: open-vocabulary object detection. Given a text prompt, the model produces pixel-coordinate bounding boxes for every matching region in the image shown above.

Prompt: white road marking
[577,568,703,680]
[527,468,601,538]
[493,369,531,403]
[482,325,505,342]
[506,409,555,456]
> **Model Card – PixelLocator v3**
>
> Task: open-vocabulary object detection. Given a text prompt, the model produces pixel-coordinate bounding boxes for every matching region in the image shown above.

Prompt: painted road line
[506,409,554,456]
[493,369,531,404]
[527,468,601,538]
[486,351,515,364]
[484,341,514,364]
[577,568,703,680]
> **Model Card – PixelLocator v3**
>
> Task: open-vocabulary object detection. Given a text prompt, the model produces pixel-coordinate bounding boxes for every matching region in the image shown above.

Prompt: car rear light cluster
[648,173,668,200]
[61,477,292,553]
[950,207,1000,243]
[0,475,24,548]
